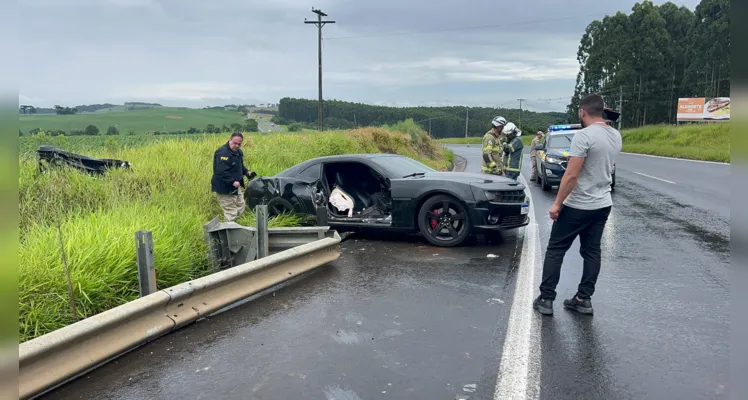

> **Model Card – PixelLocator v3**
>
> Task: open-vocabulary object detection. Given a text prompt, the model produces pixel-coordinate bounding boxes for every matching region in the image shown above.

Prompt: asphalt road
[42,146,730,400]
[248,113,281,133]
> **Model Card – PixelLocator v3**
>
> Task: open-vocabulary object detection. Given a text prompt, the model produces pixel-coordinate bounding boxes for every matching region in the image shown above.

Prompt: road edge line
[494,175,542,400]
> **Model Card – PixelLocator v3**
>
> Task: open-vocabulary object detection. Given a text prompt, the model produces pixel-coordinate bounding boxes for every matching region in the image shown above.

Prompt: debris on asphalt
[462,383,477,393]
[486,254,499,258]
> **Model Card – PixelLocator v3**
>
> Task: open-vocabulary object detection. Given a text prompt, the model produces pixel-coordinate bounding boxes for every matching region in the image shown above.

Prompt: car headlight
[546,156,563,164]
[484,191,497,201]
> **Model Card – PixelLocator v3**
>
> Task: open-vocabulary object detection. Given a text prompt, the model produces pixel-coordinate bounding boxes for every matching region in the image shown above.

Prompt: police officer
[211,132,256,222]
[482,116,508,175]
[530,130,544,181]
[501,122,524,180]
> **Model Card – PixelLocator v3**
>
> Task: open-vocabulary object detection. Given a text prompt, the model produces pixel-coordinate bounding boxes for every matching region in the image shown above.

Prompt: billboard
[677,97,730,121]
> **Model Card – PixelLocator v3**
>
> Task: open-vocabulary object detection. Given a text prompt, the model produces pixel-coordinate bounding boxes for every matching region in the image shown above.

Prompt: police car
[533,124,616,191]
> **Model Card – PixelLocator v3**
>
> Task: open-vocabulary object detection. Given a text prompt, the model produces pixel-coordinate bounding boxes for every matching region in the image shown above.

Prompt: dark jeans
[505,171,520,180]
[539,204,612,300]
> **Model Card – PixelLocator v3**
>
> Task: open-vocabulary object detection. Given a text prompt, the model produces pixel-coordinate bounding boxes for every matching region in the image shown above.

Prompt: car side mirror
[535,144,545,151]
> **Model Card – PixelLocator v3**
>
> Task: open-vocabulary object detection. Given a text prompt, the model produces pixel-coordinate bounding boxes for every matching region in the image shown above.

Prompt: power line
[323,12,617,40]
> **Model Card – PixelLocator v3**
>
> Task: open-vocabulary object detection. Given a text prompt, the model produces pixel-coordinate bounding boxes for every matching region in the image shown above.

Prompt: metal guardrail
[203,212,335,272]
[18,224,341,400]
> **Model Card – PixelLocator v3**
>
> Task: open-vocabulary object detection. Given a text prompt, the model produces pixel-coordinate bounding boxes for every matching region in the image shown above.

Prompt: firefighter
[501,122,524,180]
[481,116,508,175]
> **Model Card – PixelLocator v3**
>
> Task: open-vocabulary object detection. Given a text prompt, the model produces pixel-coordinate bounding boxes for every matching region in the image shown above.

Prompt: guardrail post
[135,230,157,296]
[256,205,269,259]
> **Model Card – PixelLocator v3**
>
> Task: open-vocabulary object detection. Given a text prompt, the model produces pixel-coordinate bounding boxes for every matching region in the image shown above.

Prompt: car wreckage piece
[36,145,132,175]
[203,216,337,271]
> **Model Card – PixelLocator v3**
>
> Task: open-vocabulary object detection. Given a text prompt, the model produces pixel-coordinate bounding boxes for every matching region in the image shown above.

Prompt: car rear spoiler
[36,145,132,175]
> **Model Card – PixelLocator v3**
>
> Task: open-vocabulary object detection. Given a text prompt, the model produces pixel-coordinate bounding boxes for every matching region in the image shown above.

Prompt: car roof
[277,153,408,176]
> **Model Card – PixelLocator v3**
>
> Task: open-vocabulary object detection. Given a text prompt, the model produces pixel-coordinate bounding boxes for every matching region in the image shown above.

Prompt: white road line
[494,175,541,400]
[632,171,676,184]
[621,152,729,165]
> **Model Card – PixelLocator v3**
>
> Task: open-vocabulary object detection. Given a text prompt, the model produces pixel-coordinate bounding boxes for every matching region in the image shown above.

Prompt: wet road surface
[449,144,730,400]
[42,145,730,400]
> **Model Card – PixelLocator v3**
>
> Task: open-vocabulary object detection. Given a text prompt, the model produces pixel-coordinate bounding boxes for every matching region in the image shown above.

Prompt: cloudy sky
[19,0,700,112]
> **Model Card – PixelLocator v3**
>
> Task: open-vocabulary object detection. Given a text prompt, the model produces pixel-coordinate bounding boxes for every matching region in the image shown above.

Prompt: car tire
[417,194,471,247]
[265,197,295,217]
[540,168,551,191]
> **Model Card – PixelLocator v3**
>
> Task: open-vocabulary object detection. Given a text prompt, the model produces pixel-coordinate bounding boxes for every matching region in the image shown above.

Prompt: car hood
[402,171,522,186]
[546,148,571,158]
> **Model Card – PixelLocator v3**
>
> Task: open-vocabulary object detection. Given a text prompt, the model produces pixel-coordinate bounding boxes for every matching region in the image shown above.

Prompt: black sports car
[244,154,530,247]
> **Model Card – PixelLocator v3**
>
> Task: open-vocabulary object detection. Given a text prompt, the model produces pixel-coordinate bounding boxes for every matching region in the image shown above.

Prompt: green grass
[19,107,246,135]
[621,123,730,162]
[19,124,451,342]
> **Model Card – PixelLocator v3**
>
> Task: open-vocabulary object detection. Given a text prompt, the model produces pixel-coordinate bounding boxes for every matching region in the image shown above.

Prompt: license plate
[521,204,529,215]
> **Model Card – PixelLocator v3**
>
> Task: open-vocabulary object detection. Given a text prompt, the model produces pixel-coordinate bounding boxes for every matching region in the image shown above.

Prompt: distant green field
[19,107,246,135]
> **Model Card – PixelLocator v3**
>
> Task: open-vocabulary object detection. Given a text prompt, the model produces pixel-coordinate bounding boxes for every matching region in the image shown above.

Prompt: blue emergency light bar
[548,124,582,132]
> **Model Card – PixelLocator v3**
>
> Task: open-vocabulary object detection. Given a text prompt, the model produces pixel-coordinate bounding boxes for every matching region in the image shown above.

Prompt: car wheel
[417,194,471,247]
[541,168,551,191]
[265,197,295,217]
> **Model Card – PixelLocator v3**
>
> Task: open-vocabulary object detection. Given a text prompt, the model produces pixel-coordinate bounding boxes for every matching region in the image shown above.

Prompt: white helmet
[491,116,507,127]
[503,122,520,135]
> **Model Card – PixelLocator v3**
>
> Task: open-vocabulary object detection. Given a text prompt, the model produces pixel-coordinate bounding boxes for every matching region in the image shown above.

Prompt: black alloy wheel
[265,197,295,217]
[417,194,471,247]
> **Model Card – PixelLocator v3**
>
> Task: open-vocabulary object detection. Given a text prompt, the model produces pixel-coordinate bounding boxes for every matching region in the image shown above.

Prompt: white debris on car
[329,186,354,217]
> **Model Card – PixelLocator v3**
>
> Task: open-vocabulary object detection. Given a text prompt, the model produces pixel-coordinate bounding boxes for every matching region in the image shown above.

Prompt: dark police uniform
[211,141,250,221]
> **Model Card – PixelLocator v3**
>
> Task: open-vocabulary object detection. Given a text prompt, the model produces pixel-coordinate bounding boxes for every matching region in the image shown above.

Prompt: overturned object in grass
[37,145,132,175]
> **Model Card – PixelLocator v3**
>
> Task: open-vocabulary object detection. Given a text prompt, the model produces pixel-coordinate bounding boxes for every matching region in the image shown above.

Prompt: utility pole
[305,8,335,131]
[517,99,525,130]
[465,108,469,138]
[618,86,623,131]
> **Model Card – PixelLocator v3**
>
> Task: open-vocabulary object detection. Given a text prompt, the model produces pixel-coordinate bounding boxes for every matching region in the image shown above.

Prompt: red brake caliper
[430,209,440,230]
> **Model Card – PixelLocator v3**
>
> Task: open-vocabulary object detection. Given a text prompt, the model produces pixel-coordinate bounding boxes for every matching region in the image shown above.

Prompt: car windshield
[372,155,436,177]
[547,132,576,149]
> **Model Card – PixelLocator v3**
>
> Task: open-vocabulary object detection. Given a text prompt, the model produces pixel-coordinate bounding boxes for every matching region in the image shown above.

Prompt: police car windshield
[372,155,435,177]
[547,132,576,149]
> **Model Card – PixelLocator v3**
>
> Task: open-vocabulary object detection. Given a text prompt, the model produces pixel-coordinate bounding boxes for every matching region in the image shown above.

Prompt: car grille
[560,161,568,169]
[500,215,527,227]
[495,190,526,203]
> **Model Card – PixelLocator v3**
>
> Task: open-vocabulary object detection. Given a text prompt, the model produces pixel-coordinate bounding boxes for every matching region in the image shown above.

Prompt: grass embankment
[621,123,730,162]
[19,107,246,135]
[19,124,451,342]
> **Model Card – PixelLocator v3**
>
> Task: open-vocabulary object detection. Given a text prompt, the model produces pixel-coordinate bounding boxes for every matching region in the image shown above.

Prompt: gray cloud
[19,0,702,111]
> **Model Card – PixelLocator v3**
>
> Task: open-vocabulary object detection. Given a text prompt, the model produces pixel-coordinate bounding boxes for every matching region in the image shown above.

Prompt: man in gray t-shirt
[533,93,622,316]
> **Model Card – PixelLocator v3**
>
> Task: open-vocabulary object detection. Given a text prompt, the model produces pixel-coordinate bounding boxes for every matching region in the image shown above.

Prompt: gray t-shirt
[563,123,622,210]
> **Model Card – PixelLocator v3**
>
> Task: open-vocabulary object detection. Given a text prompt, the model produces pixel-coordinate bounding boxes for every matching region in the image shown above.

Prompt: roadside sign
[677,97,730,121]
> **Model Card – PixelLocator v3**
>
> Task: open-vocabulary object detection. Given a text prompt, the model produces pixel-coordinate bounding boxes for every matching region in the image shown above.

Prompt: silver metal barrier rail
[18,227,341,400]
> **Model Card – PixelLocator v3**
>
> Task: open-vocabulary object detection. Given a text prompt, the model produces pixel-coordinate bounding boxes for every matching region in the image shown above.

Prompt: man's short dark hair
[231,132,244,139]
[579,93,605,117]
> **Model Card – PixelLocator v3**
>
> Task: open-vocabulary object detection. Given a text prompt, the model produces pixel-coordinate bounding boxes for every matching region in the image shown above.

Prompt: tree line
[567,0,730,128]
[274,97,566,138]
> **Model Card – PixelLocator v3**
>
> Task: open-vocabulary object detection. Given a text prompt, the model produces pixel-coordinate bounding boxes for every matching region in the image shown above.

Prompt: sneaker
[563,297,593,315]
[533,295,553,315]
